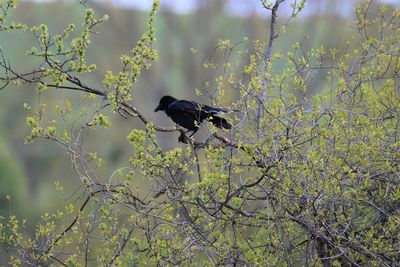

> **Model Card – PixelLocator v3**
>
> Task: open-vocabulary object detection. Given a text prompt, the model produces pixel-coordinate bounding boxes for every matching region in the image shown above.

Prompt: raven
[154,95,232,136]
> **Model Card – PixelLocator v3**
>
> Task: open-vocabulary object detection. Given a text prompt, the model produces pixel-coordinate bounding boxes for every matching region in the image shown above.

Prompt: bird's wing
[168,100,199,114]
[200,104,228,114]
[168,100,227,114]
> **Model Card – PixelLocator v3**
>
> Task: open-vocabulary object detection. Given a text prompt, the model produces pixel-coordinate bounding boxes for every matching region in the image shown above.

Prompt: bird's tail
[210,115,232,129]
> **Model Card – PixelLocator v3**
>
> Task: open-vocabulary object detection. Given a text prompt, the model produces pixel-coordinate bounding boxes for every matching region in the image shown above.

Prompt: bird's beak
[154,105,161,112]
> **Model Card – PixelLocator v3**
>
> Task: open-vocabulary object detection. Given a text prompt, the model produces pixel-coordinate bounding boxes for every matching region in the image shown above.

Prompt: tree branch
[256,0,284,137]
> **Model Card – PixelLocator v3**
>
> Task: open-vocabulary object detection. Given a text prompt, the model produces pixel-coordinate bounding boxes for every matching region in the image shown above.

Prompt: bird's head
[154,95,177,112]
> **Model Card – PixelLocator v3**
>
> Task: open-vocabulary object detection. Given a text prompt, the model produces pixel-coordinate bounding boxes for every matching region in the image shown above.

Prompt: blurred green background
[0,0,398,263]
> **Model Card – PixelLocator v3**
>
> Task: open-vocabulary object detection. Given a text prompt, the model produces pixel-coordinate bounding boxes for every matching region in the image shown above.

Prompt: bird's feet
[178,131,191,144]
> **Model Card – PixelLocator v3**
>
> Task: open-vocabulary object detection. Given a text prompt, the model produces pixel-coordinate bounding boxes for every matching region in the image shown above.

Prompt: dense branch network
[0,0,399,266]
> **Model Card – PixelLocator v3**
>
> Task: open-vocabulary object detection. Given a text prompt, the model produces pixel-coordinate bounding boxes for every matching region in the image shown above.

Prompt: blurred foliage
[0,0,399,265]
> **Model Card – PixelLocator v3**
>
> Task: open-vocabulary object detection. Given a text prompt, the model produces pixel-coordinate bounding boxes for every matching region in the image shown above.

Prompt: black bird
[154,95,232,136]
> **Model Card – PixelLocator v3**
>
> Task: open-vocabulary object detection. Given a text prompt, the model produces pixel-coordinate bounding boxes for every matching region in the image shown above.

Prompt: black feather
[154,95,232,134]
